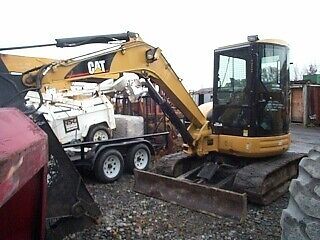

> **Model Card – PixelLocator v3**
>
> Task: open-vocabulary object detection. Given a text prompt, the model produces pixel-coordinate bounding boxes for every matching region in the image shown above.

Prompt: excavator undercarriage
[134,151,304,221]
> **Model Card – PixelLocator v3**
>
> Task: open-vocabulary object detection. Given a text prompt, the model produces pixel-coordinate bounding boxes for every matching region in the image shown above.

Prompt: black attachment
[0,59,29,110]
[0,43,56,51]
[0,32,138,51]
[144,78,194,147]
[35,114,101,239]
[56,31,138,48]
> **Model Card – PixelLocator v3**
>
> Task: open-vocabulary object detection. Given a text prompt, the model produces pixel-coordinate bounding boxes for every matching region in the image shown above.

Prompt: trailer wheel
[94,149,124,183]
[280,149,320,240]
[127,143,151,172]
[87,124,111,142]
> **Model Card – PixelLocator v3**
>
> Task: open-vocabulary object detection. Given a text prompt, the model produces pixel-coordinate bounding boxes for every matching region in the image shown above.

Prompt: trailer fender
[82,121,112,139]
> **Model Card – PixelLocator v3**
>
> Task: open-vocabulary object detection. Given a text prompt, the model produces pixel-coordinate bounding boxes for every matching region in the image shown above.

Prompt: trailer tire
[87,124,111,142]
[126,143,151,172]
[94,149,124,183]
[280,149,320,240]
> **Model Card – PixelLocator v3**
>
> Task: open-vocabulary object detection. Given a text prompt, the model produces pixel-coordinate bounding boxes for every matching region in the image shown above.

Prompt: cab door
[212,45,253,137]
[255,44,290,136]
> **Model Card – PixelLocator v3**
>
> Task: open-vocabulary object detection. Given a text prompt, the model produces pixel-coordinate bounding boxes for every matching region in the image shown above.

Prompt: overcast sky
[1,0,319,90]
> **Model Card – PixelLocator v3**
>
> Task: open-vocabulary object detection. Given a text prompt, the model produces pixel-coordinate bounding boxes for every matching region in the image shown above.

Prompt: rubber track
[155,151,200,177]
[233,152,305,205]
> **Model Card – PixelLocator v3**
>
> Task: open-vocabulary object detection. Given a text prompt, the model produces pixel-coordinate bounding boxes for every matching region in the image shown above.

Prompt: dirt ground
[65,123,320,240]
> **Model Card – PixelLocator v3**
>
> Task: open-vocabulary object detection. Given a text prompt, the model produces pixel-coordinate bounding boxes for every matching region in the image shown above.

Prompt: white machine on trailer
[27,90,115,144]
[26,74,147,144]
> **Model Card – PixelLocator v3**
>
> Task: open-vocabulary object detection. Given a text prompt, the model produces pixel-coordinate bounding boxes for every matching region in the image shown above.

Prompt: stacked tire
[280,148,320,240]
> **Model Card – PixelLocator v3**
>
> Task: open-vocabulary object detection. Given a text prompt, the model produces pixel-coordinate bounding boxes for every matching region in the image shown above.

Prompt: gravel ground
[62,124,316,240]
[64,173,288,240]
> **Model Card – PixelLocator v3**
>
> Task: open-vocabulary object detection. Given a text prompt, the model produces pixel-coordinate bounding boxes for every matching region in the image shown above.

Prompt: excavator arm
[1,34,217,156]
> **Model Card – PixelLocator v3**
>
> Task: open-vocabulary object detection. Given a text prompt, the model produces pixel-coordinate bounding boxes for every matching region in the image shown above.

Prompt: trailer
[63,132,169,182]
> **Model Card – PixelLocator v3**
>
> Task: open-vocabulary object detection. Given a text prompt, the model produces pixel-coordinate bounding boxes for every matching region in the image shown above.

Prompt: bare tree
[304,64,318,75]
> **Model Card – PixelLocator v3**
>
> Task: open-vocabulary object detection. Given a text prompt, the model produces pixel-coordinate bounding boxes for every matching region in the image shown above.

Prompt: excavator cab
[212,36,290,138]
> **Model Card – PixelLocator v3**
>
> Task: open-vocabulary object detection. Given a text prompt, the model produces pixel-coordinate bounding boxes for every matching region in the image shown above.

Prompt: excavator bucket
[134,169,247,222]
[36,115,102,239]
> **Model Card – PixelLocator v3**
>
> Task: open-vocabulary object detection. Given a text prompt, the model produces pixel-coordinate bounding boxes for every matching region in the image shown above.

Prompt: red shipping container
[0,108,48,240]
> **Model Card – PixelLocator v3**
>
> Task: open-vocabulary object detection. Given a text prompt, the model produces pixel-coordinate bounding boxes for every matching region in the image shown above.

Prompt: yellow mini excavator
[0,32,303,225]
